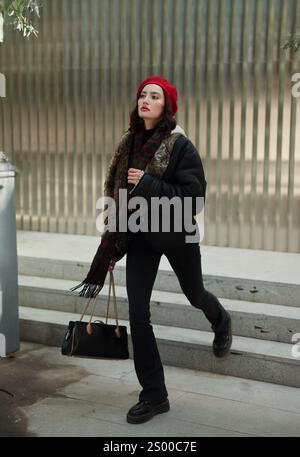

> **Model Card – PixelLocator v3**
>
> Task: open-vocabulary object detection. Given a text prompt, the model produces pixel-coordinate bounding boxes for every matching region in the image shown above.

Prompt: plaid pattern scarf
[69,123,166,298]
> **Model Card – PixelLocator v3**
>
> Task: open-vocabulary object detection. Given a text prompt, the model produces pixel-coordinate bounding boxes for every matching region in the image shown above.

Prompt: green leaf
[1,0,42,39]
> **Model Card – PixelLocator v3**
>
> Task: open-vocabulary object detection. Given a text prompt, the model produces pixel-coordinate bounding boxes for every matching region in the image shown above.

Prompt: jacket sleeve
[129,137,207,209]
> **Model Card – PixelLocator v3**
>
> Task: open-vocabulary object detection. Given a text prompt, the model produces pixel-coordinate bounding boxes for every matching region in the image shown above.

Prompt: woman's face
[137,84,165,124]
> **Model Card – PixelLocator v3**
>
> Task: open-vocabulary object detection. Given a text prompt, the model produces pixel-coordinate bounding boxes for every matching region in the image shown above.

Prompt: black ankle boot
[211,310,232,358]
[126,398,170,424]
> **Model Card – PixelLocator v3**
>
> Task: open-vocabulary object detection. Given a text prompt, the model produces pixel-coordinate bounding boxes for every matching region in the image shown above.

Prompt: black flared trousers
[126,231,225,405]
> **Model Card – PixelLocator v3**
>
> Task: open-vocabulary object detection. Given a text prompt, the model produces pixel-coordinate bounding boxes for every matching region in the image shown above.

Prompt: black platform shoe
[126,398,170,424]
[211,310,232,358]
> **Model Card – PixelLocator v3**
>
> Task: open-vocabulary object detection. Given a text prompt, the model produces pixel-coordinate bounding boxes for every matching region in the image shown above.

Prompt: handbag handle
[79,271,121,337]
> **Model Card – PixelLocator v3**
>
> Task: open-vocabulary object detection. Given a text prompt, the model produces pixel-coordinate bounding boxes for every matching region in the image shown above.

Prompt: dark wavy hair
[128,89,177,137]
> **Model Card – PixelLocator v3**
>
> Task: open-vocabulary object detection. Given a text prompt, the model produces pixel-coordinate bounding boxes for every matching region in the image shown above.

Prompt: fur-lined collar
[144,124,186,177]
[171,124,187,137]
[104,124,187,199]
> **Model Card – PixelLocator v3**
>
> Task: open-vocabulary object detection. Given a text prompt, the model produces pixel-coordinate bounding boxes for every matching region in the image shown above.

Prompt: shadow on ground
[0,343,89,437]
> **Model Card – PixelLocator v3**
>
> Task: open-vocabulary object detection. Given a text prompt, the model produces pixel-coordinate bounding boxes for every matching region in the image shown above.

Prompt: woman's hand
[127,168,144,185]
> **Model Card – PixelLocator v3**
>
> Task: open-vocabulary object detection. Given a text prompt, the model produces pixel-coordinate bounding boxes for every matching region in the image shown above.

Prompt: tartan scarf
[69,122,167,298]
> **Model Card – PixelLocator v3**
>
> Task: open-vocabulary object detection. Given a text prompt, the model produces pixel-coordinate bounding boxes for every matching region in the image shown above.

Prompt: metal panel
[0,0,299,252]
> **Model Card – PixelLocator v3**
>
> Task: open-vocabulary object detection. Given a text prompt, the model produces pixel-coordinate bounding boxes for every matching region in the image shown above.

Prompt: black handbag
[61,271,129,359]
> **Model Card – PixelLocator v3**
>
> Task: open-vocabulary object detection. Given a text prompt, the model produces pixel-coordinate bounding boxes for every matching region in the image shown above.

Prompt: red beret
[136,76,178,115]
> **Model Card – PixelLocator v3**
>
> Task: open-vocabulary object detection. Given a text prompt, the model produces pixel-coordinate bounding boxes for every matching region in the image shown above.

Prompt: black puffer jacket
[129,134,207,247]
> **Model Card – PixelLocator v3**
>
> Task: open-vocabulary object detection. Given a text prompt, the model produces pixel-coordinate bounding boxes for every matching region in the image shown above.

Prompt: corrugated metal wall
[0,0,299,251]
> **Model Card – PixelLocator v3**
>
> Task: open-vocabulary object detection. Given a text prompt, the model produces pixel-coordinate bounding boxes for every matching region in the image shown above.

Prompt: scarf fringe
[69,281,103,298]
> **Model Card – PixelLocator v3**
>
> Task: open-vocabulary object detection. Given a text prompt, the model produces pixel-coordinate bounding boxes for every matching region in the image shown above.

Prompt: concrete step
[19,306,300,389]
[17,230,300,307]
[19,275,300,344]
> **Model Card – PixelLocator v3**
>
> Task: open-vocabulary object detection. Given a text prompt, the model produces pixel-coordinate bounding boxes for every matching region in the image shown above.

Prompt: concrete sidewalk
[0,342,299,437]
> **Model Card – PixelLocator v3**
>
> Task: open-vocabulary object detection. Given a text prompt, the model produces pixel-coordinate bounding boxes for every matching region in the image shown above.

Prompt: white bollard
[0,151,20,356]
[0,287,7,357]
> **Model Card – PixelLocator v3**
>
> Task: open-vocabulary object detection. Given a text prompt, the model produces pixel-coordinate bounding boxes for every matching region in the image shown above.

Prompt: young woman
[70,76,232,425]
